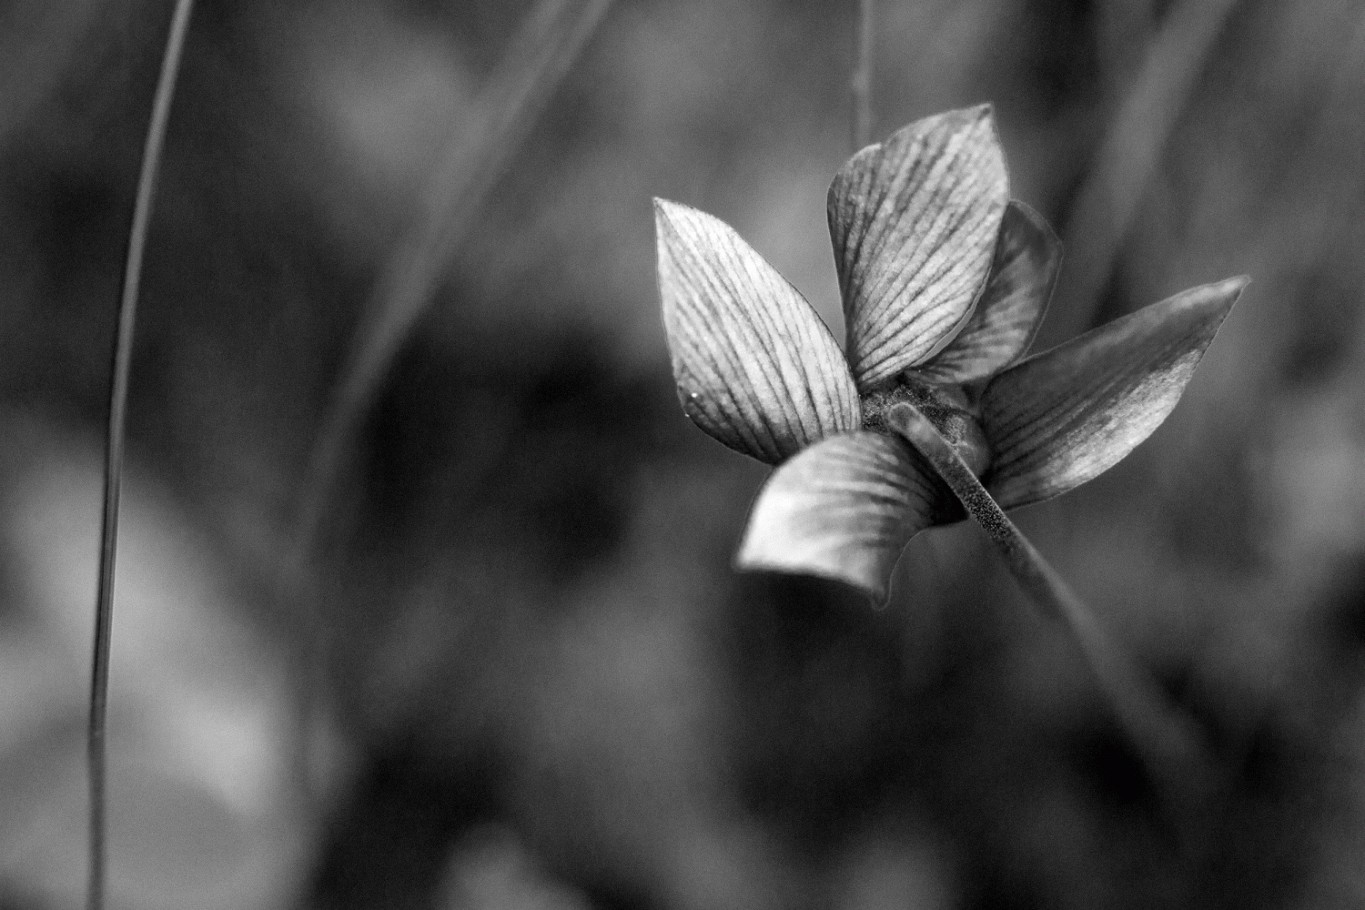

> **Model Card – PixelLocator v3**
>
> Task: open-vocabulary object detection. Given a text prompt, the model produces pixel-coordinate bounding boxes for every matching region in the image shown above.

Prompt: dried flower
[655,105,1245,602]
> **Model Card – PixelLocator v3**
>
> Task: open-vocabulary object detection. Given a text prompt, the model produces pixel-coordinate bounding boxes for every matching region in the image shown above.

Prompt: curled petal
[655,199,862,463]
[915,202,1061,384]
[737,432,948,603]
[982,277,1248,509]
[828,105,1009,389]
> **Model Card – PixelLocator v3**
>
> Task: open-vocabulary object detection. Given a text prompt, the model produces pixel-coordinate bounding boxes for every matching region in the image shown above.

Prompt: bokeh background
[3,0,1365,907]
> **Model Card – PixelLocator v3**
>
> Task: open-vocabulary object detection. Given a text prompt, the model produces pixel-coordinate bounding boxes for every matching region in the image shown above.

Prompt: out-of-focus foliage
[3,1,1365,908]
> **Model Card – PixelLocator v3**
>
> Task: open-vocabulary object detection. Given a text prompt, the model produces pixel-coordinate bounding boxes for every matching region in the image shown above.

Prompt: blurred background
[3,0,1365,907]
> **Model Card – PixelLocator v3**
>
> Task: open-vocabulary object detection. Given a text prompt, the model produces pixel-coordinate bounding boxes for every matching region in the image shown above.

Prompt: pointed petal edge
[915,201,1062,383]
[982,276,1248,509]
[655,198,862,463]
[828,105,1010,389]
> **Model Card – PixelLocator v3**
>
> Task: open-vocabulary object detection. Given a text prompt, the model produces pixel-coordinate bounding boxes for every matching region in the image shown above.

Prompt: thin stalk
[887,402,1215,808]
[851,0,875,150]
[1042,0,1240,346]
[88,1,195,908]
[281,0,613,805]
[291,0,613,559]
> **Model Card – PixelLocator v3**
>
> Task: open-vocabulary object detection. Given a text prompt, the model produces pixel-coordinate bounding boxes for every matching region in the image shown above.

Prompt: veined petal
[915,202,1061,384]
[655,199,861,464]
[828,105,1009,390]
[981,277,1248,509]
[737,431,947,603]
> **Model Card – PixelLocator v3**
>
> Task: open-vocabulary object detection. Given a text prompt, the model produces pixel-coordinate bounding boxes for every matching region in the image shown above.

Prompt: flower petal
[914,202,1061,384]
[656,199,862,463]
[737,431,948,603]
[981,277,1248,509]
[828,105,1009,390]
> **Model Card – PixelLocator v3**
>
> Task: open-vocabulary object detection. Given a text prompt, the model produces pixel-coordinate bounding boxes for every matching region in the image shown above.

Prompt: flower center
[861,376,992,476]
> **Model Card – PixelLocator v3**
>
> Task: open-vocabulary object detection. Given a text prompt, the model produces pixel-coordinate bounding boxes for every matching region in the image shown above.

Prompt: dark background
[3,0,1365,908]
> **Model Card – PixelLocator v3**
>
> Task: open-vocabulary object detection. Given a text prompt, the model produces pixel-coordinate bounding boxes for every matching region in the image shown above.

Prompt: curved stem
[1042,0,1240,346]
[291,0,612,560]
[887,402,1215,809]
[89,2,196,908]
[281,0,614,808]
[851,0,876,150]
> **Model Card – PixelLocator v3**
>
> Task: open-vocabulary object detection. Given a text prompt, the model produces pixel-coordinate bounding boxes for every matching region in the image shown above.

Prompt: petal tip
[911,103,998,145]
[1218,275,1251,312]
[951,102,997,137]
[1208,274,1251,298]
[1174,275,1250,325]
[652,196,687,226]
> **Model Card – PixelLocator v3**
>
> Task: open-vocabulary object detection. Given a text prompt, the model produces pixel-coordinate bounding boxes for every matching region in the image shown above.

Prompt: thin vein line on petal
[701,235,814,451]
[989,359,1139,478]
[862,134,935,286]
[670,259,784,458]
[860,134,951,326]
[854,158,1001,372]
[735,245,855,441]
[834,147,885,304]
[844,136,918,316]
[728,247,817,437]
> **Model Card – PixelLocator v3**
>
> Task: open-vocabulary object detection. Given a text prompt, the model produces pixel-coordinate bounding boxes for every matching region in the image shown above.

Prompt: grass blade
[293,0,614,556]
[88,1,196,907]
[1043,0,1240,345]
[279,0,614,808]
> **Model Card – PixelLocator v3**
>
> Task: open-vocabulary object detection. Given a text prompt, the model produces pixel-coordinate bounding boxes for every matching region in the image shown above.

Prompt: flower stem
[851,0,875,150]
[89,1,195,908]
[887,402,1215,811]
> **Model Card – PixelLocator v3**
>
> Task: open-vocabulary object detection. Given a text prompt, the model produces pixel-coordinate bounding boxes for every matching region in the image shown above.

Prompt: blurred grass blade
[655,199,861,464]
[90,2,196,908]
[1044,0,1241,344]
[982,277,1246,510]
[915,202,1062,384]
[295,0,614,552]
[737,431,944,603]
[829,105,1008,389]
[279,0,612,812]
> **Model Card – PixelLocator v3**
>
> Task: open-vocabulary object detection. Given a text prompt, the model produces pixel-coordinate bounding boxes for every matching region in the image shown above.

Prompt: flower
[654,105,1246,602]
